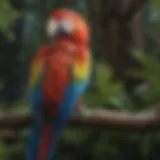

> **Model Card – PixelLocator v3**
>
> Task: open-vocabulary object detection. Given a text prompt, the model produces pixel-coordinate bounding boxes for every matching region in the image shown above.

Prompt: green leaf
[0,0,21,40]
[151,0,160,10]
[131,52,160,105]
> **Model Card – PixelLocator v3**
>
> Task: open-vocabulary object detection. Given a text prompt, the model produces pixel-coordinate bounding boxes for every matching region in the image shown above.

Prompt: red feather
[39,123,54,160]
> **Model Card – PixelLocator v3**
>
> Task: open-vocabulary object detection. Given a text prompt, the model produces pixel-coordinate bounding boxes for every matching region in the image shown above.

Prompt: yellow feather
[73,51,90,81]
[29,62,43,88]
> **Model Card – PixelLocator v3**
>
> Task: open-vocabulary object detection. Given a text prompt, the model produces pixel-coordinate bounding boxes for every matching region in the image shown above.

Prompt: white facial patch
[46,19,59,37]
[60,18,74,34]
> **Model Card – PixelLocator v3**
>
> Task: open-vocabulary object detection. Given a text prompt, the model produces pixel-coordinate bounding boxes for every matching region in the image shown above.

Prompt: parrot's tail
[25,120,59,160]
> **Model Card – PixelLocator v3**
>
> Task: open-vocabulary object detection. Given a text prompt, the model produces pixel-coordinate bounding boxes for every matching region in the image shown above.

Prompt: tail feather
[25,121,58,160]
[25,123,41,160]
[39,123,55,160]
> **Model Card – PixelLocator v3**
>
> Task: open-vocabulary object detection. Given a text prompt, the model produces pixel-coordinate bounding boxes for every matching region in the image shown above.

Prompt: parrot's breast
[42,46,73,105]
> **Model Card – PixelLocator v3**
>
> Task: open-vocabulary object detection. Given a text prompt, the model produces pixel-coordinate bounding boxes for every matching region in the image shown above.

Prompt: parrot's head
[46,9,89,45]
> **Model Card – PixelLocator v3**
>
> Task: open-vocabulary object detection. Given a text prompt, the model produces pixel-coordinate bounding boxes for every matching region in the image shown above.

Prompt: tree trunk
[89,0,145,82]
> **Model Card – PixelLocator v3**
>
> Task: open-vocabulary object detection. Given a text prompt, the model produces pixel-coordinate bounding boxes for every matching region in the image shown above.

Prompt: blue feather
[25,79,43,160]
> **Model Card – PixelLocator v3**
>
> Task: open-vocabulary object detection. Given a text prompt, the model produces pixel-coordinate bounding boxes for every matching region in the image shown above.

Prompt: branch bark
[0,107,160,132]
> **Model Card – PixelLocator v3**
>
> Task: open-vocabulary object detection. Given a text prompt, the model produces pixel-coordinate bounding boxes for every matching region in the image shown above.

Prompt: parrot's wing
[55,80,89,123]
[25,47,48,160]
[28,46,48,89]
[55,49,91,125]
[28,46,48,114]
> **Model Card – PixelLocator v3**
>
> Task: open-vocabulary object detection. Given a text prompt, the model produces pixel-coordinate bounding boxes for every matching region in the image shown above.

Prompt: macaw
[25,9,91,160]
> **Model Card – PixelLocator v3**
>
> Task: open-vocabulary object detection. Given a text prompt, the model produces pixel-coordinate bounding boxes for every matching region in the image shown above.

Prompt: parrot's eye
[46,19,59,37]
[60,18,74,34]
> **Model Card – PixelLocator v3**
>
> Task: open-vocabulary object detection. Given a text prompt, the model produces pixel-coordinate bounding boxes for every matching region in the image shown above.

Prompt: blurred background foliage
[1,0,160,159]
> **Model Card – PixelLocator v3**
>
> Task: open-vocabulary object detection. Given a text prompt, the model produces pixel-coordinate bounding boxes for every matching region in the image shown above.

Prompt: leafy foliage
[130,51,160,105]
[0,0,20,40]
[151,0,160,10]
[83,63,135,110]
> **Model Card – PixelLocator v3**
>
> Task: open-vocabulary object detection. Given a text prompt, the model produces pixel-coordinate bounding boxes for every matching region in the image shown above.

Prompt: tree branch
[0,107,160,132]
